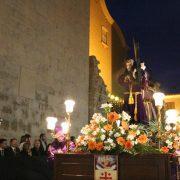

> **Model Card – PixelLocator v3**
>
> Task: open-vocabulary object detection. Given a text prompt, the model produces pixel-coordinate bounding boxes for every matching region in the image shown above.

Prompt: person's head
[24,134,31,143]
[40,133,46,142]
[0,138,7,149]
[125,59,134,69]
[10,138,18,148]
[55,131,66,143]
[22,142,31,154]
[34,139,40,149]
[20,135,26,143]
[140,61,146,70]
[54,126,66,142]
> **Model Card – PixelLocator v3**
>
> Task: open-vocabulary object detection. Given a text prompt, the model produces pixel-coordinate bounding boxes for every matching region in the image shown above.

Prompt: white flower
[109,131,113,136]
[114,132,120,138]
[131,141,135,146]
[82,141,87,146]
[100,103,113,109]
[107,138,113,144]
[116,120,121,127]
[100,128,106,133]
[167,144,173,149]
[111,142,116,148]
[92,131,97,136]
[104,146,111,151]
[135,140,138,145]
[166,140,173,146]
[127,134,135,140]
[100,134,106,141]
[101,117,107,123]
[129,124,138,129]
[136,130,140,135]
[122,111,131,121]
[165,125,171,131]
[81,128,89,135]
[119,127,125,134]
[92,113,102,120]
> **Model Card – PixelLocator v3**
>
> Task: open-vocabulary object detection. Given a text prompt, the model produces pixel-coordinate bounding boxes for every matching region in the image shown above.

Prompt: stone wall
[0,0,90,140]
[89,56,107,119]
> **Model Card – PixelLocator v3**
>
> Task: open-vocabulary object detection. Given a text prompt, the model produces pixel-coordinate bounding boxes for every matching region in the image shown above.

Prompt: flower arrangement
[160,121,180,154]
[76,103,156,155]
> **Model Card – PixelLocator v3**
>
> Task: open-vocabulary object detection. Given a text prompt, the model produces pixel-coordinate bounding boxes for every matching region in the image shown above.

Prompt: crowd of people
[0,129,76,180]
[0,133,48,159]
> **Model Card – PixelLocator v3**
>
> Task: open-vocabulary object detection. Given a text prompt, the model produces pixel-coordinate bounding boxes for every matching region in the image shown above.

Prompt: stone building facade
[0,0,90,139]
[0,0,127,139]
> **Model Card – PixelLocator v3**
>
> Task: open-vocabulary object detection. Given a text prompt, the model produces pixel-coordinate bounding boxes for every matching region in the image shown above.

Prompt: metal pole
[66,113,71,153]
[157,106,162,149]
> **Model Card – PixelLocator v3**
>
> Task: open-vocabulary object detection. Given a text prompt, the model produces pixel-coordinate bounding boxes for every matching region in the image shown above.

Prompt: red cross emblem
[100,172,112,180]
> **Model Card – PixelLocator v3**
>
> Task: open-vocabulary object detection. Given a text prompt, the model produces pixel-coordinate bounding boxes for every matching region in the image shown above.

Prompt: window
[165,102,175,109]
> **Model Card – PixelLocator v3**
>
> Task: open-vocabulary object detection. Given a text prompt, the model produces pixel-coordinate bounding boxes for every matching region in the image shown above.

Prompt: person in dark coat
[0,138,7,157]
[19,134,32,151]
[5,138,20,157]
[20,142,32,157]
[39,133,47,155]
[31,139,44,157]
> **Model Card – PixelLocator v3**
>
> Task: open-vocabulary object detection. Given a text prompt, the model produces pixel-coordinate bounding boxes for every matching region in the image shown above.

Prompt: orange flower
[90,123,98,130]
[173,142,179,150]
[116,137,125,145]
[121,120,129,130]
[129,130,136,137]
[79,136,84,141]
[107,112,119,123]
[137,134,148,144]
[161,146,169,153]
[124,140,133,150]
[88,141,96,151]
[104,124,113,131]
[96,142,104,151]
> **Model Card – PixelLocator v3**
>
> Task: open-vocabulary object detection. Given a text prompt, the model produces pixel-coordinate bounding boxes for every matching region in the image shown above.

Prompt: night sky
[106,0,180,94]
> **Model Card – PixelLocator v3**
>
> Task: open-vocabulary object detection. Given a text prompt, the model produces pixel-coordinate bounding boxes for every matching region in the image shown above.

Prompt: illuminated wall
[164,94,180,111]
[89,0,112,92]
[89,0,128,93]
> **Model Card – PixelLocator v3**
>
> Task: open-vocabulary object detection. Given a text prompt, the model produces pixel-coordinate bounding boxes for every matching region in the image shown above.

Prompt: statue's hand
[133,69,137,79]
[124,76,131,82]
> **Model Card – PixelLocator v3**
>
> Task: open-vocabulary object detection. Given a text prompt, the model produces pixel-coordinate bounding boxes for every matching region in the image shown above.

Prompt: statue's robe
[118,69,148,124]
[141,69,157,121]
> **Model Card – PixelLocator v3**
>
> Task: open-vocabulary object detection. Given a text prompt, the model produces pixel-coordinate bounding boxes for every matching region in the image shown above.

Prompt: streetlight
[46,116,58,131]
[165,109,178,131]
[153,92,165,149]
[64,99,75,152]
[61,121,69,134]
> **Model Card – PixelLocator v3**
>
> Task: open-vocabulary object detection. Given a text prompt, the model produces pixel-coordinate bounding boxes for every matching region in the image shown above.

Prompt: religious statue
[140,61,157,121]
[118,58,156,124]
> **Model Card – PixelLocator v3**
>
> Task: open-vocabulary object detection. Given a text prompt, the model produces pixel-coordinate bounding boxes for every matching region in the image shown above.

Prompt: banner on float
[94,155,118,180]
